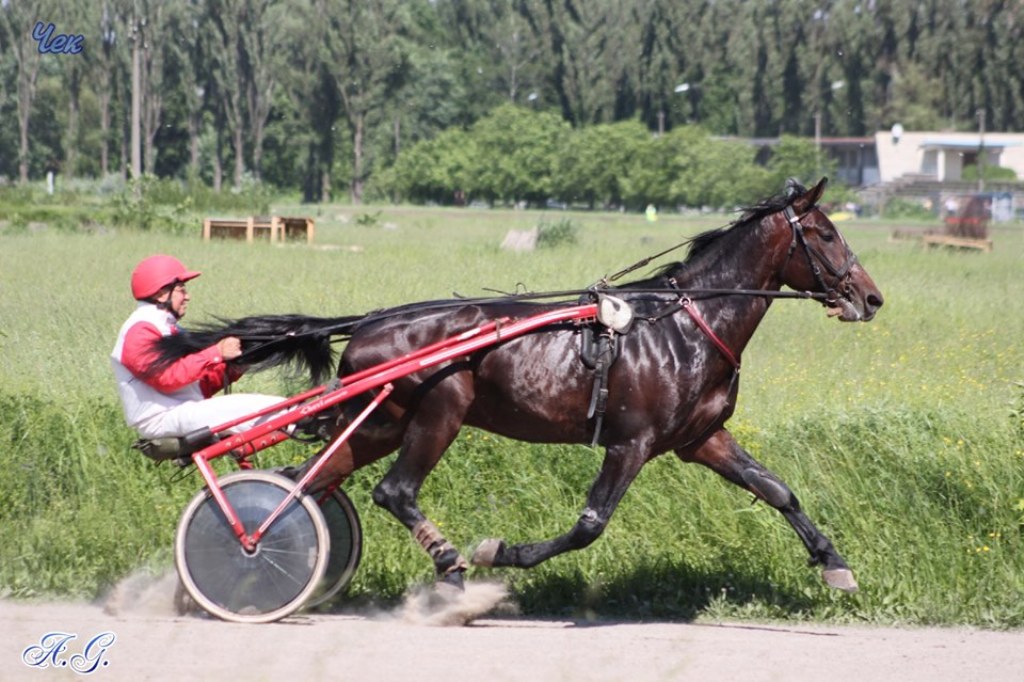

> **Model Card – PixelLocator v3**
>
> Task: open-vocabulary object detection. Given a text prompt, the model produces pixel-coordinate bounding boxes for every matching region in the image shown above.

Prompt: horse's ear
[792,176,829,212]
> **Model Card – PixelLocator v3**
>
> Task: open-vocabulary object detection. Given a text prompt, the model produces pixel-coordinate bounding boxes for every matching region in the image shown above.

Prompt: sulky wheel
[304,488,363,609]
[175,470,329,623]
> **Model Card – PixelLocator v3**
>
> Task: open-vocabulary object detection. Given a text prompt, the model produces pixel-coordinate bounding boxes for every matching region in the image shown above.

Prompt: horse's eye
[820,231,835,243]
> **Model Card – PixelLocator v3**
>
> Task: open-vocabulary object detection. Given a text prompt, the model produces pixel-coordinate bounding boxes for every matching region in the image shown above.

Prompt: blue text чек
[33,22,85,55]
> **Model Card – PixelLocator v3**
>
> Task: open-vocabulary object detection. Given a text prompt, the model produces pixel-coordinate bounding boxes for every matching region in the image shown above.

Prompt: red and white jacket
[111,303,241,432]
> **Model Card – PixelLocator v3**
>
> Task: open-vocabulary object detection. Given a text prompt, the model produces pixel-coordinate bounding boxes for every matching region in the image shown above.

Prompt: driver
[111,254,284,441]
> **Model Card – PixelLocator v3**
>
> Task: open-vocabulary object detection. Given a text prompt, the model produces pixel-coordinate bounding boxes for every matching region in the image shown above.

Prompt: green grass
[1,206,1022,627]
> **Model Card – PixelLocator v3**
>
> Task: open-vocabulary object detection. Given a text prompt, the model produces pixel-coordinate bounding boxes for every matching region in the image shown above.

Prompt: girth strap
[578,290,626,448]
[585,331,617,447]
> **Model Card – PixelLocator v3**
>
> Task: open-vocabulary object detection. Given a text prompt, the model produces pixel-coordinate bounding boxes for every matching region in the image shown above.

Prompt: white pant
[134,393,286,440]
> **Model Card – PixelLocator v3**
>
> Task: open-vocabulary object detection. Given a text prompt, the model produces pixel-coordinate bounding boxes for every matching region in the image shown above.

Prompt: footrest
[133,427,218,464]
[133,437,188,462]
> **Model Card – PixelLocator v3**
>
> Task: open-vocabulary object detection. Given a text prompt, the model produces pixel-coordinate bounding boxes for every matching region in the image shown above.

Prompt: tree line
[382,104,830,209]
[1,0,1020,205]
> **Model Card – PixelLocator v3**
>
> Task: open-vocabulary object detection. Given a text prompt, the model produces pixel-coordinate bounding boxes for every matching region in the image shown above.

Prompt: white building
[872,130,1024,183]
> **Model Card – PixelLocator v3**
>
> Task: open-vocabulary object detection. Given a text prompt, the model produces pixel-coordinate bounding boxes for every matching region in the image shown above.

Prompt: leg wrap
[740,468,792,509]
[413,520,468,575]
[568,507,607,549]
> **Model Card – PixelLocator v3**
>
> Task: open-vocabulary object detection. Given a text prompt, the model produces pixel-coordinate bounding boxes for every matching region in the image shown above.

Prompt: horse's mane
[647,180,805,282]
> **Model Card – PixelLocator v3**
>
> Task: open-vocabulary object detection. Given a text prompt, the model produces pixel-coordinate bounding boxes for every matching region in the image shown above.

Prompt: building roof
[819,137,875,146]
[920,136,1021,149]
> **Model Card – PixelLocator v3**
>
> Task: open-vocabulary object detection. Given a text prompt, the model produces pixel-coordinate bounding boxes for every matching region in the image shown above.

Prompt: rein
[229,201,844,357]
[241,288,826,342]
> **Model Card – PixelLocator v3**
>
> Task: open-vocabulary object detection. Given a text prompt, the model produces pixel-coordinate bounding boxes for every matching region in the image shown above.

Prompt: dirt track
[4,577,1023,682]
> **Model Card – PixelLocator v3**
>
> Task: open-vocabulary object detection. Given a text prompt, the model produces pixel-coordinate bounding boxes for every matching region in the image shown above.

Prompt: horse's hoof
[822,568,859,593]
[439,568,466,591]
[173,579,197,616]
[471,539,503,567]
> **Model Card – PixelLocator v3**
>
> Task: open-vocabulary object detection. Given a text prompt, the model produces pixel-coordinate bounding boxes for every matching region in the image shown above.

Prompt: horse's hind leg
[472,442,648,569]
[677,429,858,592]
[370,377,475,588]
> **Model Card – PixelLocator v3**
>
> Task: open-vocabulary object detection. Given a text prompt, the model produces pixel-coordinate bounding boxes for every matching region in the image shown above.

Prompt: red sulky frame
[185,303,599,553]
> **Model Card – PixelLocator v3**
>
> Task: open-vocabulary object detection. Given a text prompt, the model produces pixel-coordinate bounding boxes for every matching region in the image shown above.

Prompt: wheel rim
[175,471,329,623]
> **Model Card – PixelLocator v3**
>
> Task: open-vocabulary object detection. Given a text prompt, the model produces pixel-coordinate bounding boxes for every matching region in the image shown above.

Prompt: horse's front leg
[677,429,858,592]
[472,441,649,569]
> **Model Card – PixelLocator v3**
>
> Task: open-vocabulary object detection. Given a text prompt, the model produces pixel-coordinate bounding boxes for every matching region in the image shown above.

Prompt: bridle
[648,202,857,371]
[782,204,858,307]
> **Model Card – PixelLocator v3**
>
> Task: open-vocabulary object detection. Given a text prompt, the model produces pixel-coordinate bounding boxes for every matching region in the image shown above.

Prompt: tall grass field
[1,204,1022,628]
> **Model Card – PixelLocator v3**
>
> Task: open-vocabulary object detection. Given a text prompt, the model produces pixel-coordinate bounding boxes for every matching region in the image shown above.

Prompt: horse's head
[776,178,883,321]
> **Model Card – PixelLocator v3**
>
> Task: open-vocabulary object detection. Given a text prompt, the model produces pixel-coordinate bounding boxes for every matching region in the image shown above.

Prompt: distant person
[645,204,658,222]
[111,255,284,441]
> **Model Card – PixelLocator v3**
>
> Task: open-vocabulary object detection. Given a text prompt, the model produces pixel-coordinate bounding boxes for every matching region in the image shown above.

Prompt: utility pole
[130,8,142,182]
[976,108,986,192]
[815,81,844,179]
[814,112,822,177]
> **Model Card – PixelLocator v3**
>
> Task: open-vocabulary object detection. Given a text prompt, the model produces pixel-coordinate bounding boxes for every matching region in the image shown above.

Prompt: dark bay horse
[159,178,883,596]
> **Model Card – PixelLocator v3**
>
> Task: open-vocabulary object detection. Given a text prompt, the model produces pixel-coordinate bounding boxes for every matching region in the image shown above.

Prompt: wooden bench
[202,216,315,244]
[922,234,993,252]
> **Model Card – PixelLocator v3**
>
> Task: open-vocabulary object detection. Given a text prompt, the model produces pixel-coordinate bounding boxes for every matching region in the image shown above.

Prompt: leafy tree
[466,103,568,205]
[619,129,683,209]
[365,20,469,201]
[122,0,172,175]
[886,61,946,131]
[386,126,476,204]
[5,0,1024,193]
[765,134,833,190]
[429,0,515,117]
[536,0,640,126]
[268,0,339,201]
[51,2,92,179]
[637,0,702,133]
[322,0,414,204]
[201,0,292,187]
[0,0,46,183]
[92,0,127,177]
[474,1,545,104]
[241,1,288,182]
[668,129,766,208]
[552,118,648,208]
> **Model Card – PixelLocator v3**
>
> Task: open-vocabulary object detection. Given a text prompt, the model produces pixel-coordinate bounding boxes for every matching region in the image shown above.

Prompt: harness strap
[680,298,741,371]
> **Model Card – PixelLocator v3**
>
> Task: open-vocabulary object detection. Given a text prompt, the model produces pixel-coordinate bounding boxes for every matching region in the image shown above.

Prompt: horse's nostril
[868,293,884,310]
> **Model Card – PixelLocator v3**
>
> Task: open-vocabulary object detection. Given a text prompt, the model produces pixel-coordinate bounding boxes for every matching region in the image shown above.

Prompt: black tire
[174,470,329,623]
[305,488,363,608]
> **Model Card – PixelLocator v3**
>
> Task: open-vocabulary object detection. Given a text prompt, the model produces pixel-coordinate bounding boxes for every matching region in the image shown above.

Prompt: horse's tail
[152,313,365,385]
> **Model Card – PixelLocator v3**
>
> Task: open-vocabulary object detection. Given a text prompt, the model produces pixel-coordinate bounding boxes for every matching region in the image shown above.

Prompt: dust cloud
[101,568,512,626]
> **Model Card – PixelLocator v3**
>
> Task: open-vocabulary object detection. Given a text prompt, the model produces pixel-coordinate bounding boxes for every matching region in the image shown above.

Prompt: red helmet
[130,255,201,300]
